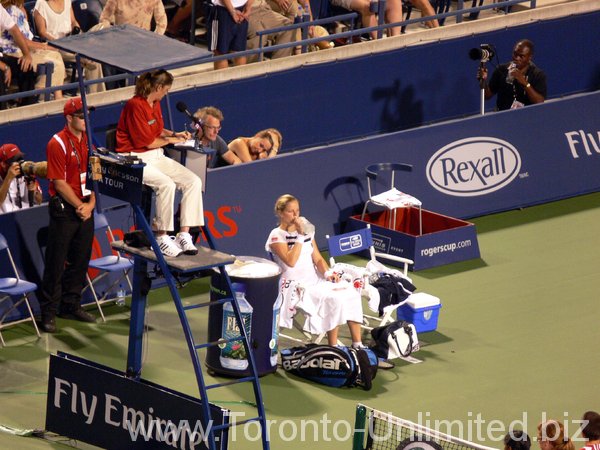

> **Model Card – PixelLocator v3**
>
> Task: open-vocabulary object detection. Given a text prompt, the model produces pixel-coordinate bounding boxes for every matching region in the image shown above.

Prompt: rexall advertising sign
[426,137,522,197]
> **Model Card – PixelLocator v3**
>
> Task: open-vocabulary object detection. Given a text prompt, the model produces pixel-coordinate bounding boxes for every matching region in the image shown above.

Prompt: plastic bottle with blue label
[301,1,310,21]
[294,4,304,23]
[219,283,253,370]
[115,287,126,306]
[269,291,283,367]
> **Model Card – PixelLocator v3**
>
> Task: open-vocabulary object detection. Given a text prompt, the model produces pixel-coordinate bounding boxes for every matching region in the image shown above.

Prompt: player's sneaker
[157,235,183,257]
[175,232,198,255]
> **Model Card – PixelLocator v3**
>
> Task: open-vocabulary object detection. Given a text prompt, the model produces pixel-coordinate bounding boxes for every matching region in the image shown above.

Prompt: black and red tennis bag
[280,344,378,390]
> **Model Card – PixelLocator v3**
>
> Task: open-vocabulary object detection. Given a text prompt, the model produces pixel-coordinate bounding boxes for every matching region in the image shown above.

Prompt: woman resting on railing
[227,128,282,162]
[0,0,65,100]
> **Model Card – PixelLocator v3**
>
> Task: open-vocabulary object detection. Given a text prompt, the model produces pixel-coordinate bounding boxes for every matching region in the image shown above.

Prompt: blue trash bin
[206,256,281,377]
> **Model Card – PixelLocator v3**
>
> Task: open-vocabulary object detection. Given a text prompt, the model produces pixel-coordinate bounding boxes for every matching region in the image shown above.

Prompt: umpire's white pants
[135,149,204,231]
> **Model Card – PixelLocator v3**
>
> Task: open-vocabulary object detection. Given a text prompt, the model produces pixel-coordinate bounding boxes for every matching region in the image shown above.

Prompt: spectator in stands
[193,106,242,167]
[99,0,167,34]
[115,69,203,257]
[410,0,439,28]
[1,0,65,100]
[0,143,43,213]
[207,0,253,70]
[165,0,203,41]
[246,0,295,62]
[33,0,104,93]
[98,0,168,88]
[266,194,364,347]
[0,4,34,108]
[537,420,575,450]
[478,39,546,111]
[580,411,600,450]
[266,0,331,52]
[330,0,403,39]
[228,128,281,162]
[504,430,531,450]
[37,97,97,333]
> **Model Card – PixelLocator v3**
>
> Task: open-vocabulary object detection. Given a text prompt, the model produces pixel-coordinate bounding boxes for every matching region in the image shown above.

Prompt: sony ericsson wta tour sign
[426,137,521,197]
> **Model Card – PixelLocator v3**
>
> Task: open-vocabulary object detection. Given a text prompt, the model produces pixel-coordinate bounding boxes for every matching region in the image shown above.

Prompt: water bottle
[369,0,378,13]
[298,216,315,235]
[115,288,126,306]
[269,292,283,367]
[294,4,304,23]
[506,62,516,83]
[220,283,253,371]
[301,1,310,21]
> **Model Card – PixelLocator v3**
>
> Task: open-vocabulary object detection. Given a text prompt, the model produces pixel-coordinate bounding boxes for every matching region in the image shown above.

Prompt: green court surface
[1,193,599,449]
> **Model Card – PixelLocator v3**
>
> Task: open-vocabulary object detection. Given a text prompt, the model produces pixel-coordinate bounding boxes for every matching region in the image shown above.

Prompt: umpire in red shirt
[38,97,97,333]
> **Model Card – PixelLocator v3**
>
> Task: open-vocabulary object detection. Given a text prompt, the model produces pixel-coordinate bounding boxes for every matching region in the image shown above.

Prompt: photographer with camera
[0,143,43,213]
[37,97,97,333]
[476,39,546,111]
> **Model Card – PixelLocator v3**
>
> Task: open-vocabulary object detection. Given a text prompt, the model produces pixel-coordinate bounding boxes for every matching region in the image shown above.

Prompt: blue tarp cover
[49,24,211,73]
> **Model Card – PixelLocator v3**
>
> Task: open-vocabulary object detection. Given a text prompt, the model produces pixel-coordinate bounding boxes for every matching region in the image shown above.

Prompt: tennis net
[352,404,498,450]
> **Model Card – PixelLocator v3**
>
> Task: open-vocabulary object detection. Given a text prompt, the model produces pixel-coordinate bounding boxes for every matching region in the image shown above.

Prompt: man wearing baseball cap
[37,97,97,333]
[0,143,42,213]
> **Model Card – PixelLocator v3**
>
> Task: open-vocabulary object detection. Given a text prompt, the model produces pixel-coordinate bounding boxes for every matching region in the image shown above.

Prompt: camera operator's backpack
[280,344,378,390]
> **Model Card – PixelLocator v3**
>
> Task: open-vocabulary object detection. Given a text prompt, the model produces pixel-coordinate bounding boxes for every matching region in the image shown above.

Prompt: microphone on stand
[176,101,202,127]
[175,101,203,140]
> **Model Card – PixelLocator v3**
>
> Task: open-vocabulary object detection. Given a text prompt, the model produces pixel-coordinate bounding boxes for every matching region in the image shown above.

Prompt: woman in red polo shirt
[116,69,203,257]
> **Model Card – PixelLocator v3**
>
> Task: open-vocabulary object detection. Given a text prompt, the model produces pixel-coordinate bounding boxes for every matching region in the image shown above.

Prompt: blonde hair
[264,128,282,154]
[274,194,298,217]
[135,69,173,98]
[537,421,575,450]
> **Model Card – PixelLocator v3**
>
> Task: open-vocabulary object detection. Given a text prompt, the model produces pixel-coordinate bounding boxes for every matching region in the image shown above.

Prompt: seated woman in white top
[0,0,65,99]
[33,0,104,93]
[265,194,364,347]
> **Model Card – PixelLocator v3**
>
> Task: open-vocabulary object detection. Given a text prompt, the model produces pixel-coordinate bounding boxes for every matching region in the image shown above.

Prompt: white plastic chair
[84,212,133,321]
[326,224,414,330]
[327,225,423,363]
[0,233,41,346]
[361,163,423,236]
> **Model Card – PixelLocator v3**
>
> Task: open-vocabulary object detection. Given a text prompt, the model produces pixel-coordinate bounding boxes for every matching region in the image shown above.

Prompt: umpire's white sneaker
[157,235,183,257]
[176,232,198,255]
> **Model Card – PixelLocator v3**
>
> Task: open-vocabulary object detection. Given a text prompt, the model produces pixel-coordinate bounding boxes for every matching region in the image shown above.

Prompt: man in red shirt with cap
[37,97,97,333]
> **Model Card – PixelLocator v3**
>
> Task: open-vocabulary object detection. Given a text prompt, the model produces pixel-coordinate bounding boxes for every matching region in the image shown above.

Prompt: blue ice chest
[397,293,442,333]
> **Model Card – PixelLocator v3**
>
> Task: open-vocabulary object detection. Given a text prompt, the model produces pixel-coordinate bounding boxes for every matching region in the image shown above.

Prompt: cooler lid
[406,292,441,309]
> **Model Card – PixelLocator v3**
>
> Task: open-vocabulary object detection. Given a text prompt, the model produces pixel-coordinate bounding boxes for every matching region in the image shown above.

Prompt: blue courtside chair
[0,233,41,346]
[84,212,133,321]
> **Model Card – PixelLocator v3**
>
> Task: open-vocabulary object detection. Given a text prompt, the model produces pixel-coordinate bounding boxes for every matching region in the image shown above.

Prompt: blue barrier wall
[1,10,599,163]
[3,89,599,282]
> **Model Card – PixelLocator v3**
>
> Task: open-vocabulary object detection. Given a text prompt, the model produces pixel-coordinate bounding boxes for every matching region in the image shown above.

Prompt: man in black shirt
[478,39,547,111]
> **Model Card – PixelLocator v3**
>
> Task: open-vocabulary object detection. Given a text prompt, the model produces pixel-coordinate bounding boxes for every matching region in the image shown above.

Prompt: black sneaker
[40,315,57,333]
[58,308,97,323]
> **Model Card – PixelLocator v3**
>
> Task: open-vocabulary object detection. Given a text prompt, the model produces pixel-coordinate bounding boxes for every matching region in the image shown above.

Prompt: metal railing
[0,0,536,107]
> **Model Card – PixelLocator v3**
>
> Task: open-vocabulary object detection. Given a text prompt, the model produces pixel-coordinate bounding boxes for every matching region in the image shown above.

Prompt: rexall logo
[426,137,521,197]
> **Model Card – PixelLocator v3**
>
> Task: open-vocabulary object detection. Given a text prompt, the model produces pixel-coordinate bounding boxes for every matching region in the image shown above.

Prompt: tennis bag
[370,320,420,360]
[280,344,378,390]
